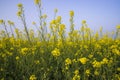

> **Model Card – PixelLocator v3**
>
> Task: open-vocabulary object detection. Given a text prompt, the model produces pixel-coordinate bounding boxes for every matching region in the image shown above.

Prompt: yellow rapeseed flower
[74,70,79,75]
[82,20,86,24]
[2,54,6,58]
[56,16,61,23]
[11,22,14,25]
[101,58,108,64]
[32,22,36,25]
[17,3,23,8]
[117,67,120,71]
[81,26,84,32]
[16,56,20,60]
[88,54,93,59]
[43,14,47,19]
[60,24,65,31]
[29,75,37,80]
[7,52,13,56]
[72,75,80,80]
[92,60,101,68]
[95,43,101,49]
[21,47,29,55]
[85,69,90,75]
[51,48,60,57]
[116,25,120,29]
[50,20,56,24]
[72,59,77,63]
[0,19,4,24]
[65,66,69,70]
[115,74,120,80]
[15,28,19,33]
[34,0,40,5]
[34,60,40,64]
[8,20,12,25]
[17,11,22,17]
[79,57,88,65]
[0,68,4,71]
[69,10,74,17]
[110,45,118,49]
[54,8,58,13]
[94,70,99,76]
[1,78,4,80]
[8,20,14,25]
[112,49,120,56]
[95,31,99,38]
[65,58,72,65]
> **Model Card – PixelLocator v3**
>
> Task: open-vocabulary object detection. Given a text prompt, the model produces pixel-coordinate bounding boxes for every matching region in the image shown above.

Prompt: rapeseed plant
[0,0,120,80]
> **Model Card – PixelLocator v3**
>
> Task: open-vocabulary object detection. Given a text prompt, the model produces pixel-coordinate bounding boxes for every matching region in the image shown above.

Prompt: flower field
[0,0,120,80]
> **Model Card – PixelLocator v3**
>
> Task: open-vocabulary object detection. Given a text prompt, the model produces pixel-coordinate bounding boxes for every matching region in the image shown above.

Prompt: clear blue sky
[0,0,120,32]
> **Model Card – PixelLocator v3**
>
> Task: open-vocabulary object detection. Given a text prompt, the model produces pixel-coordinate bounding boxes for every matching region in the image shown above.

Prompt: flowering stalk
[17,3,31,43]
[115,25,120,39]
[0,20,9,37]
[15,28,20,39]
[81,20,87,42]
[69,10,74,41]
[8,20,14,37]
[34,0,47,41]
[100,26,103,38]
[42,14,47,41]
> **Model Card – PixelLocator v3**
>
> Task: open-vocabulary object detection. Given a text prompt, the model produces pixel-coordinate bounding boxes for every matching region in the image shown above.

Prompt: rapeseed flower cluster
[69,10,74,17]
[29,75,37,80]
[0,19,4,24]
[34,0,40,5]
[72,70,80,80]
[21,47,29,55]
[51,48,60,57]
[65,58,72,65]
[79,57,88,65]
[101,58,108,65]
[92,60,102,68]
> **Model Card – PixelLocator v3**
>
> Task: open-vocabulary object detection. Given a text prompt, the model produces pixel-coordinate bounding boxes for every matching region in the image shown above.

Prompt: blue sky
[0,0,120,32]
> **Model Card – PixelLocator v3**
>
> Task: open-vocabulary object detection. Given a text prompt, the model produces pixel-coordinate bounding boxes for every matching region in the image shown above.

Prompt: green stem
[3,22,9,38]
[10,25,14,37]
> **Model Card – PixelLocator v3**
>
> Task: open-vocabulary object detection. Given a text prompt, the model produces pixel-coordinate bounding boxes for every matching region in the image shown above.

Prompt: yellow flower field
[0,0,120,80]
